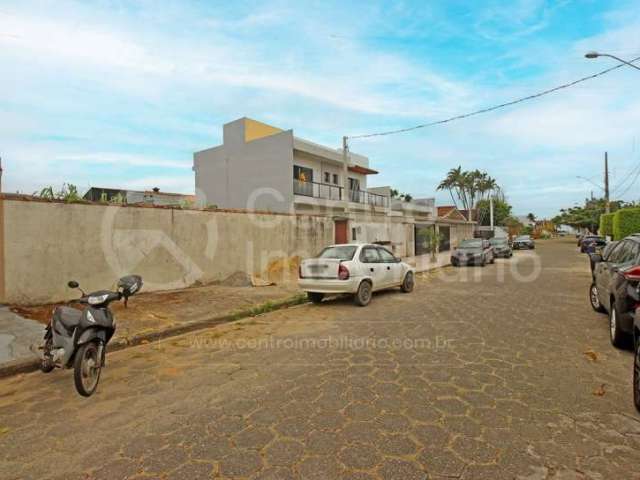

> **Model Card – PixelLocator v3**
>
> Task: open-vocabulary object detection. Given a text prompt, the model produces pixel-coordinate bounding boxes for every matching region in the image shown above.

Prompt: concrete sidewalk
[0,307,43,365]
[1,283,304,377]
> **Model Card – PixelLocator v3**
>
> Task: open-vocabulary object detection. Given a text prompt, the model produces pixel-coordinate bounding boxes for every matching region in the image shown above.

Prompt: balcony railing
[293,180,389,208]
[349,189,389,208]
[293,179,343,201]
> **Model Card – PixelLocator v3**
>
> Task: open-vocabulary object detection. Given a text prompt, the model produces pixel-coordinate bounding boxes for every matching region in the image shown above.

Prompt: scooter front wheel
[40,336,55,373]
[73,341,102,397]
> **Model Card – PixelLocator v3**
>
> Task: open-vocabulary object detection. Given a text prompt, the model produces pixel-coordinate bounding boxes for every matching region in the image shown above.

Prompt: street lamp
[585,51,640,71]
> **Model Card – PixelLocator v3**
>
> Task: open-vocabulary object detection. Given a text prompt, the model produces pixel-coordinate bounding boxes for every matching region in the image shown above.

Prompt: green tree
[437,166,499,221]
[476,198,512,226]
[552,198,625,233]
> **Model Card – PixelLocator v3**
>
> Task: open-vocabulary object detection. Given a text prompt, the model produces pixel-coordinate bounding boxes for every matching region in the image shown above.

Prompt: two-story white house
[193,117,387,215]
[194,117,393,244]
[193,117,471,257]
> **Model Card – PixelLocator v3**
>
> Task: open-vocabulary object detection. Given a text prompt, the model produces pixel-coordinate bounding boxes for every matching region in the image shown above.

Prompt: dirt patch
[218,271,253,287]
[10,305,54,325]
[264,256,301,285]
[9,282,299,342]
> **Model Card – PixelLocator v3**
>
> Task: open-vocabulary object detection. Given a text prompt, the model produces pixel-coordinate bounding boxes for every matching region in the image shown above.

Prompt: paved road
[2,239,640,479]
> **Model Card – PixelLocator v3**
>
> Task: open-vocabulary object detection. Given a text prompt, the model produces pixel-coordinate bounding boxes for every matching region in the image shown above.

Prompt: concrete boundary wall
[2,197,334,305]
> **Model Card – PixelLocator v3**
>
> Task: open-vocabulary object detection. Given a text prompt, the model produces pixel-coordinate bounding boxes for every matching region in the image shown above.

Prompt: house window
[333,174,339,185]
[439,226,451,252]
[293,165,314,196]
[293,165,313,182]
[415,224,434,256]
[352,228,357,241]
[349,177,361,202]
[324,172,330,183]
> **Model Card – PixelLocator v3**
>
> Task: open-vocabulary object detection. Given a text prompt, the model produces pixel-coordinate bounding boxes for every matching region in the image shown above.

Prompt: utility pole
[604,151,610,213]
[489,195,494,232]
[342,136,349,211]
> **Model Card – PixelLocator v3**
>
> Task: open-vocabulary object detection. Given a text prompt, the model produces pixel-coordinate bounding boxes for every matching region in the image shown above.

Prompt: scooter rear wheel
[73,341,102,397]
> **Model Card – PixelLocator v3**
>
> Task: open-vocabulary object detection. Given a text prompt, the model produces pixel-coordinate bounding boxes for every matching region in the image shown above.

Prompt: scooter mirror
[68,280,79,289]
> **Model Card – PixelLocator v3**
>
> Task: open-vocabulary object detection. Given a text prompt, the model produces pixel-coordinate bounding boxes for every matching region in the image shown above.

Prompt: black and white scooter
[40,275,142,396]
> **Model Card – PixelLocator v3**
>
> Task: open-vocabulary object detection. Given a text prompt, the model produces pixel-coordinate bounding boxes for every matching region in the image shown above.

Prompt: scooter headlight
[88,294,109,305]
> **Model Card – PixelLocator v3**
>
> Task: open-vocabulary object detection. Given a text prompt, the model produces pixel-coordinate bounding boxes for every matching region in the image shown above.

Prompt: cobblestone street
[2,238,640,479]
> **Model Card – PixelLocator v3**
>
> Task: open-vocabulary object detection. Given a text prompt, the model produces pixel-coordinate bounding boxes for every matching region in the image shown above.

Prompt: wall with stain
[1,198,333,305]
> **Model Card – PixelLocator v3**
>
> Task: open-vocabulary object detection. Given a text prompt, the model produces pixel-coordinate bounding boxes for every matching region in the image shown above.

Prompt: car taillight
[338,263,350,280]
[298,265,304,279]
[623,266,640,281]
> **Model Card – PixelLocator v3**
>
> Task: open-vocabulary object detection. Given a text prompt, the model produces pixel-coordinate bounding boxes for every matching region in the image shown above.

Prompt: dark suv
[590,235,640,348]
[580,235,606,253]
[632,288,640,412]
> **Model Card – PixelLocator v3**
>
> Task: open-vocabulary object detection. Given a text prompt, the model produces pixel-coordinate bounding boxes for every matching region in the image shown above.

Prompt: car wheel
[490,254,495,264]
[609,304,630,348]
[451,258,459,267]
[308,292,324,304]
[589,283,605,313]
[401,272,414,293]
[634,336,640,413]
[354,280,372,307]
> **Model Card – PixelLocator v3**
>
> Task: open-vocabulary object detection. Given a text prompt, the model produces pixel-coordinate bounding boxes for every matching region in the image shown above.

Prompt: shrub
[612,208,640,240]
[599,213,615,237]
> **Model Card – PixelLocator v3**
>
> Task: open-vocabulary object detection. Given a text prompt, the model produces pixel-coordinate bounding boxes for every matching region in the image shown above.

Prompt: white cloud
[0,5,472,117]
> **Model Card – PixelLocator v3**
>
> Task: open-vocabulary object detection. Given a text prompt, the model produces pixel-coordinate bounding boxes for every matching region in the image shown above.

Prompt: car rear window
[489,238,508,245]
[318,245,357,260]
[459,240,482,248]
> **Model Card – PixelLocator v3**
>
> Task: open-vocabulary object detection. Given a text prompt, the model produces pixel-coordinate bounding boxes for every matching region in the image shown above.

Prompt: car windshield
[317,245,357,261]
[459,239,482,248]
[489,238,508,246]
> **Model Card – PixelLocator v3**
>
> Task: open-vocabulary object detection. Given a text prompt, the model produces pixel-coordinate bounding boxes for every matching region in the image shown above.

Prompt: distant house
[516,215,536,227]
[193,117,386,216]
[437,206,469,222]
[475,225,509,239]
[83,187,195,207]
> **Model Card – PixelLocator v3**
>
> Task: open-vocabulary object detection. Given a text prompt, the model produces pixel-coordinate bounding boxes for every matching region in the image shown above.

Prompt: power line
[348,55,640,140]
[612,161,640,194]
[615,162,640,199]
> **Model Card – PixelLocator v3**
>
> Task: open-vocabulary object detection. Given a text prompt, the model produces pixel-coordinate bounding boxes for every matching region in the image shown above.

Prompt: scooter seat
[54,306,83,330]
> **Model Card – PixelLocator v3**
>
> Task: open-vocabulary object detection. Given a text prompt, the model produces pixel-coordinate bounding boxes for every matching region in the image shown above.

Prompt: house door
[335,220,348,244]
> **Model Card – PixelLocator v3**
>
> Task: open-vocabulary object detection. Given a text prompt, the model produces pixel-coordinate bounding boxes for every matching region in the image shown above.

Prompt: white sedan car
[298,243,415,306]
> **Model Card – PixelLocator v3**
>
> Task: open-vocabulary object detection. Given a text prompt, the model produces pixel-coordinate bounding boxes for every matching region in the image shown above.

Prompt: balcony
[293,179,343,201]
[293,179,389,210]
[349,189,389,208]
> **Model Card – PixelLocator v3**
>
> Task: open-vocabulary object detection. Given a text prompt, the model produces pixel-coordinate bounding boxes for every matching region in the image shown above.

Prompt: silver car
[489,237,513,258]
[451,239,495,267]
[299,244,415,306]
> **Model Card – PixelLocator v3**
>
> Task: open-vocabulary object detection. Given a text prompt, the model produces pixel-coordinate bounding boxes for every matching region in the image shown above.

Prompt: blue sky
[1,0,639,217]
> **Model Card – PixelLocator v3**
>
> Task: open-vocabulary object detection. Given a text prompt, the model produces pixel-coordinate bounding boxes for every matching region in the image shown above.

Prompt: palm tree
[526,213,536,223]
[437,166,468,212]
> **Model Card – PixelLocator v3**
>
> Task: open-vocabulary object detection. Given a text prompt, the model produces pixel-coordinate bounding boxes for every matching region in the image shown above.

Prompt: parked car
[631,286,640,412]
[298,244,415,306]
[580,235,606,254]
[591,241,618,277]
[589,235,640,348]
[489,237,513,258]
[451,239,495,267]
[512,235,535,250]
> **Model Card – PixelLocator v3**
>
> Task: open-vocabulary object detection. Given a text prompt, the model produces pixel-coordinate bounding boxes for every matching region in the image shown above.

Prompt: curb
[0,294,307,380]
